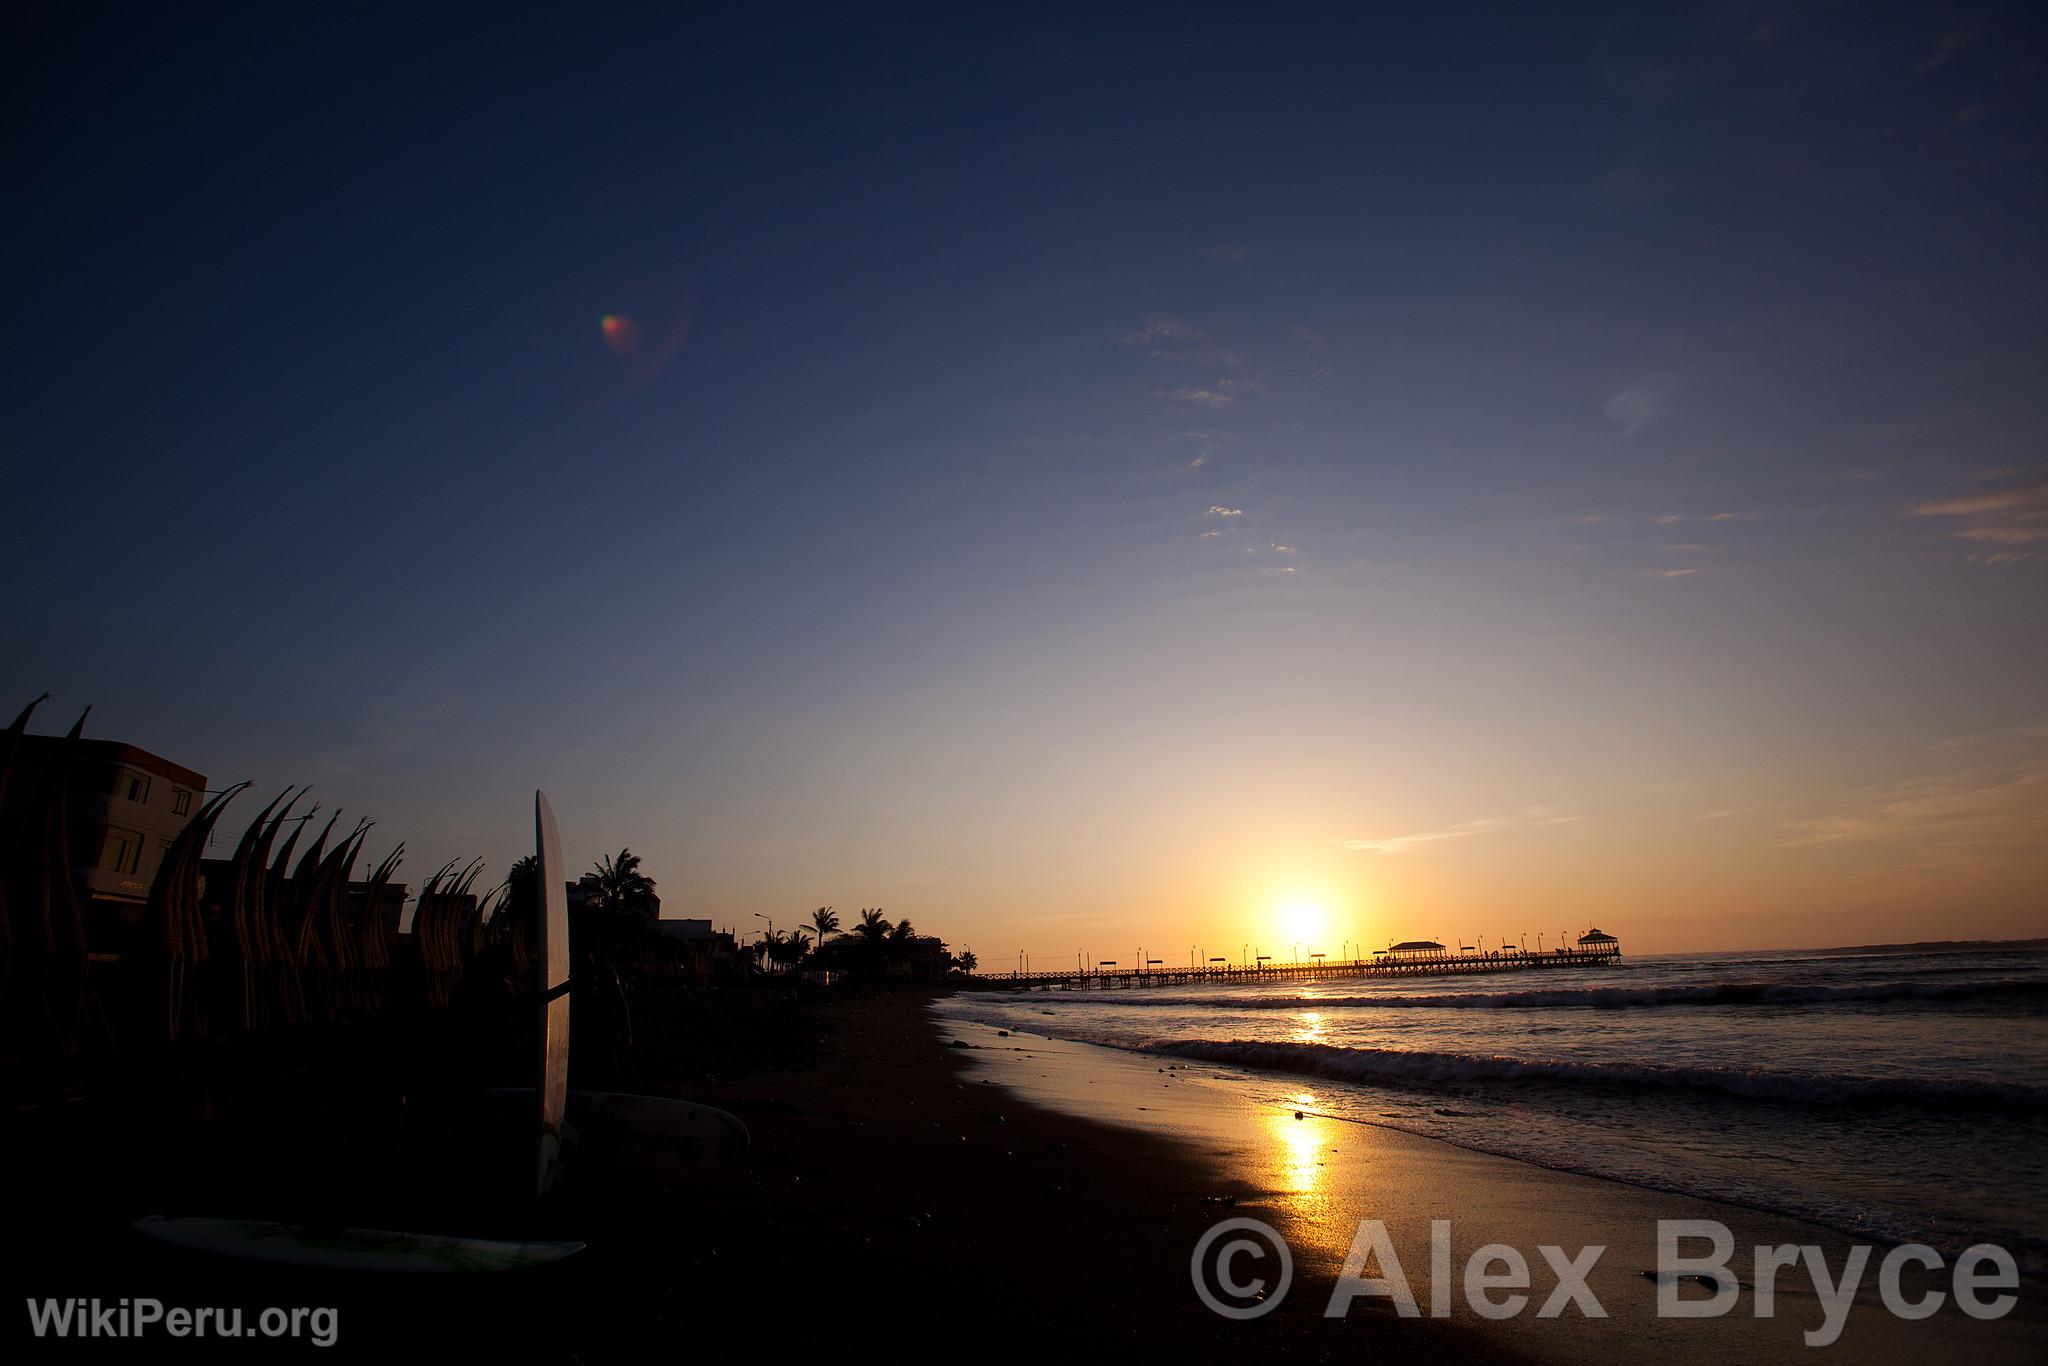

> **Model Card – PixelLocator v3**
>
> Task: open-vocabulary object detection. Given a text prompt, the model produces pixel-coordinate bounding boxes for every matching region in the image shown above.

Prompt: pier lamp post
[1241,944,1248,966]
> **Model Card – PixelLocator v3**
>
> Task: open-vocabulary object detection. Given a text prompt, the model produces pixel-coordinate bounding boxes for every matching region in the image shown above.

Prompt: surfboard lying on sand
[489,1088,750,1183]
[133,1217,584,1274]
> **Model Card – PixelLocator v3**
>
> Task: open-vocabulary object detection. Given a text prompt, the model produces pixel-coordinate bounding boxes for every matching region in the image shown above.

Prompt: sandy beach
[8,985,1499,1362]
[10,982,2038,1362]
[940,1008,2047,1363]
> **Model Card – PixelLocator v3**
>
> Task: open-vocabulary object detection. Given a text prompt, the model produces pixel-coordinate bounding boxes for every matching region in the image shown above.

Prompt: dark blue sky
[7,3,2044,950]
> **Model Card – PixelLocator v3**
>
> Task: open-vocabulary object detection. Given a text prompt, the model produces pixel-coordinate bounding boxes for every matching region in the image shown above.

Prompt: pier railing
[967,944,1622,991]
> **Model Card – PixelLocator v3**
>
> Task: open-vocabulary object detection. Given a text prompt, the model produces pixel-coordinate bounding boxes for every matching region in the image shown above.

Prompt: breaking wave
[1150,1038,2048,1110]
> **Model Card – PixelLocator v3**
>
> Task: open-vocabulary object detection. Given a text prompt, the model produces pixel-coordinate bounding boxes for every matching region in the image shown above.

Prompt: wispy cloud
[1334,807,1581,855]
[1123,316,1203,345]
[1915,483,2048,518]
[1205,505,1244,518]
[1913,480,2048,562]
[1604,375,1677,435]
[1169,386,1235,409]
[1779,758,2048,866]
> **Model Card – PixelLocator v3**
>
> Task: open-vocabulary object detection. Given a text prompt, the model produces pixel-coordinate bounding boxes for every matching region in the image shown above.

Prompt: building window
[103,828,144,876]
[124,772,151,804]
[172,788,192,816]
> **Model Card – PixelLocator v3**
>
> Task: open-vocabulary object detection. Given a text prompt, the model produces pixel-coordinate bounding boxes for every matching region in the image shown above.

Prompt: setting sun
[1277,896,1329,947]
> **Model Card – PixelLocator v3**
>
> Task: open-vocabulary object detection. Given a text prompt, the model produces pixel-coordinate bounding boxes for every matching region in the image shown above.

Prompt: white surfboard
[133,1216,584,1274]
[534,791,571,1196]
[489,1088,749,1183]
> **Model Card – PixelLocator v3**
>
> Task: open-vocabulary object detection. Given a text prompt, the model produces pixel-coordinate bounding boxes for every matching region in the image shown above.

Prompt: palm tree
[754,928,809,974]
[854,908,891,947]
[809,905,838,953]
[956,949,978,974]
[579,848,658,923]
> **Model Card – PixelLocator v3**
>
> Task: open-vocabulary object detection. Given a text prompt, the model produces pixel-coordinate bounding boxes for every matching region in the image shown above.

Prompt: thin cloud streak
[1913,480,2048,561]
[1334,807,1582,855]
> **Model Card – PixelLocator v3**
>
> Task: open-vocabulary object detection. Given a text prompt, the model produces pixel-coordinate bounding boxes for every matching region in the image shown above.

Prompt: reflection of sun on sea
[1295,1011,1325,1045]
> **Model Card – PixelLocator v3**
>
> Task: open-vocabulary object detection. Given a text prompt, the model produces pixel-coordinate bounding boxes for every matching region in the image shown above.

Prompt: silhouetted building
[0,736,206,927]
[648,918,736,984]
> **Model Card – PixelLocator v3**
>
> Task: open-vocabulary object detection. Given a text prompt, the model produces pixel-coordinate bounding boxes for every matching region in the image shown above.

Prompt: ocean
[940,941,2048,1274]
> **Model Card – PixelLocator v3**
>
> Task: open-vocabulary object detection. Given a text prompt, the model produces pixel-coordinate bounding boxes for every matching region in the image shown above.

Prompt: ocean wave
[1149,1038,2048,1110]
[1054,977,2048,1012]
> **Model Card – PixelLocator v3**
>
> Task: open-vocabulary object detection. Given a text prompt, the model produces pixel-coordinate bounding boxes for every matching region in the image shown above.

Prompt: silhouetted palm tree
[854,908,891,947]
[754,928,809,973]
[809,905,838,952]
[579,848,658,924]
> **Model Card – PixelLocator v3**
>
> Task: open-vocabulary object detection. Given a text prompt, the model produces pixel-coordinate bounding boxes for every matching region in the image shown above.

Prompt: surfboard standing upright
[534,791,571,1195]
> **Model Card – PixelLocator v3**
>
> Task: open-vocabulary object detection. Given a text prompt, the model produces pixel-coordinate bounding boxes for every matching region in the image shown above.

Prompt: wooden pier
[968,943,1623,991]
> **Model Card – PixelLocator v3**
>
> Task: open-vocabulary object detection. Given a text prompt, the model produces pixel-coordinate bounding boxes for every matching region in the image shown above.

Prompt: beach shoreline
[935,1002,2047,1363]
[8,982,2040,1362]
[6,984,1509,1362]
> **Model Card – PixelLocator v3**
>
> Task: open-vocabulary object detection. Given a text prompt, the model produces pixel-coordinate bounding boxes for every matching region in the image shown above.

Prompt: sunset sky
[6,4,2044,956]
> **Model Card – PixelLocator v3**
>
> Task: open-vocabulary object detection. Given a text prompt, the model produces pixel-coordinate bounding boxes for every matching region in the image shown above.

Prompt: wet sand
[941,1011,2048,1363]
[11,985,2039,1362]
[8,985,1506,1362]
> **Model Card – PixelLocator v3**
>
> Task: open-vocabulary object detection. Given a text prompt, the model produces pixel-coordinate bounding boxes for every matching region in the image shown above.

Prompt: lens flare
[600,313,641,356]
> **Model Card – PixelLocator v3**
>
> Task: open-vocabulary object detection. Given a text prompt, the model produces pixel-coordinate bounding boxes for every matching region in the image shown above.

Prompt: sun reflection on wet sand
[1272,1106,1327,1193]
